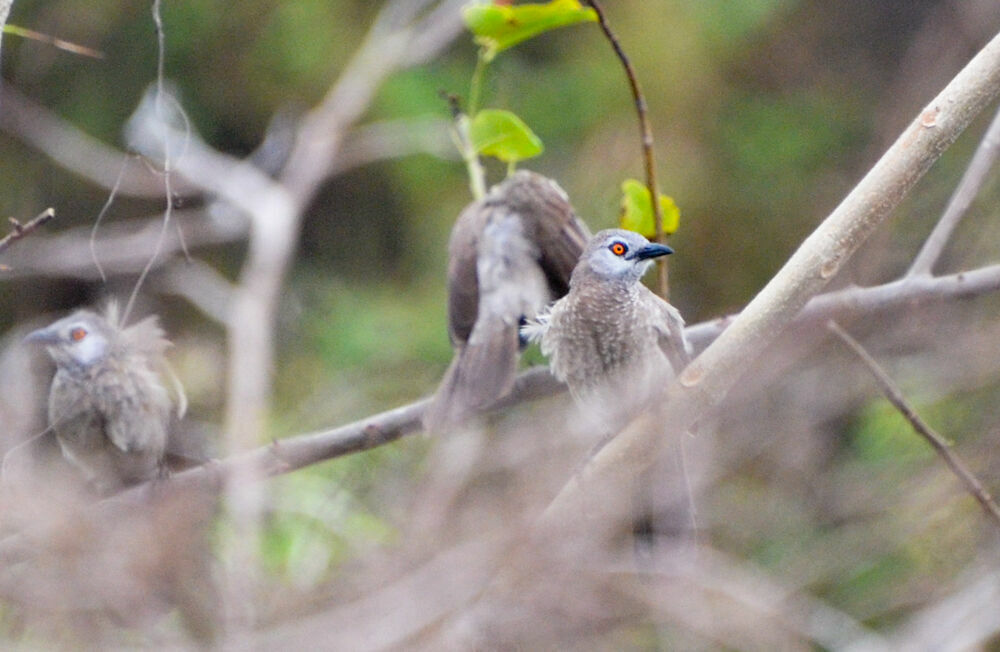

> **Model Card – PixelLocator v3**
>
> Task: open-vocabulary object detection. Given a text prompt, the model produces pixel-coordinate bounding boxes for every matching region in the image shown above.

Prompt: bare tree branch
[330,116,457,176]
[278,0,463,204]
[908,102,1000,276]
[0,208,242,279]
[618,546,892,651]
[827,320,1000,530]
[155,259,234,326]
[0,208,54,258]
[686,263,1000,351]
[0,87,200,199]
[885,564,1000,651]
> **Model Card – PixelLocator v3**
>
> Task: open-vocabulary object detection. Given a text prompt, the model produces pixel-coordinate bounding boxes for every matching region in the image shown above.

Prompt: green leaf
[463,0,598,62]
[618,178,680,238]
[470,109,544,163]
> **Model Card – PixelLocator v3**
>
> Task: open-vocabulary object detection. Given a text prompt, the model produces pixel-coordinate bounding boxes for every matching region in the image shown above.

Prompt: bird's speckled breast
[544,281,664,396]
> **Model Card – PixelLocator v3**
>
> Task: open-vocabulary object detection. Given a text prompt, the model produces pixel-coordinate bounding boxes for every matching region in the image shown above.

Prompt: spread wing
[429,171,592,430]
[505,171,590,295]
[445,199,488,347]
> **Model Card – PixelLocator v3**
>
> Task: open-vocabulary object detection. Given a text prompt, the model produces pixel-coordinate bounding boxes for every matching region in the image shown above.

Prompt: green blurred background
[2,1,1000,638]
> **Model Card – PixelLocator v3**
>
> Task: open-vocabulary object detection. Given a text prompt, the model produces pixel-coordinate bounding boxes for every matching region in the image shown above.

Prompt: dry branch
[828,320,1000,530]
[0,209,243,279]
[0,208,54,258]
[909,102,1000,276]
[0,87,200,199]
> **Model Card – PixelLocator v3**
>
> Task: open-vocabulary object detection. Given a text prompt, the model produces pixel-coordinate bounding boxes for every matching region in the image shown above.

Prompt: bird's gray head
[571,229,673,285]
[25,310,115,369]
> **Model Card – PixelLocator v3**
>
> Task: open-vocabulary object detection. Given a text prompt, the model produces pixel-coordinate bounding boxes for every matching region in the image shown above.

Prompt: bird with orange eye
[564,230,673,285]
[22,306,182,494]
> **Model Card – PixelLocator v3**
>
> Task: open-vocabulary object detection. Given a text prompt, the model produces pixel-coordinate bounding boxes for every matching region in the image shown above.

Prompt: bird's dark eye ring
[70,327,87,342]
[610,242,627,256]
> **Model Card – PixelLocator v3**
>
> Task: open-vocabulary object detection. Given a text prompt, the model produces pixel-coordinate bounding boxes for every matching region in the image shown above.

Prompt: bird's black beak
[628,242,674,261]
[24,326,57,345]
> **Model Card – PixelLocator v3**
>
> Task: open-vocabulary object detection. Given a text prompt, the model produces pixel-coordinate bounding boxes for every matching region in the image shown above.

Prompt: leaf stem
[458,113,487,199]
[442,92,487,200]
[585,0,668,299]
[468,49,488,117]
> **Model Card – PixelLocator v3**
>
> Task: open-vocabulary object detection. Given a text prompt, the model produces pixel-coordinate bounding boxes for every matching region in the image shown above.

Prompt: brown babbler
[25,305,184,494]
[424,170,591,429]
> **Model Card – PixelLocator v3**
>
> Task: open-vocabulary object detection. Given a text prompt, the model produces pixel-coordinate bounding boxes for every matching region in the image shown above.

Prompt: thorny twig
[0,208,54,259]
[585,0,669,299]
[827,320,1000,530]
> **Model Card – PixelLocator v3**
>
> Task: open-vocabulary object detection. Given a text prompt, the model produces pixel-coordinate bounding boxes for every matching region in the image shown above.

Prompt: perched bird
[25,305,185,494]
[523,229,690,428]
[424,170,591,429]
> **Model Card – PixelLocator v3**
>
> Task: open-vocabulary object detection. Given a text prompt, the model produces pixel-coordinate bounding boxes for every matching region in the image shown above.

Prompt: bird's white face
[582,230,673,283]
[56,320,109,367]
[26,313,111,368]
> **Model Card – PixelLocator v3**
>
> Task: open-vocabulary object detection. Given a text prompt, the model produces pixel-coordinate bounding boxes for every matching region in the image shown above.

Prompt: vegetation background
[1,0,1000,647]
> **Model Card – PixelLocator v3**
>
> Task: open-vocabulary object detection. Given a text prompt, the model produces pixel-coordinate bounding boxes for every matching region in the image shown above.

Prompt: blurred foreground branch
[828,320,1000,530]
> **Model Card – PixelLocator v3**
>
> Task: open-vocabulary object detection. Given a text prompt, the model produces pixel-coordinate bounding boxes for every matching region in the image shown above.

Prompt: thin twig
[908,103,1000,276]
[827,320,1000,530]
[0,208,54,257]
[2,24,104,59]
[585,0,668,299]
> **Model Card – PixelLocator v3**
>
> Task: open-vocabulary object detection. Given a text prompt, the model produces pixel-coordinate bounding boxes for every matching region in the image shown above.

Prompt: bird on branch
[523,228,690,429]
[424,170,592,429]
[24,304,186,495]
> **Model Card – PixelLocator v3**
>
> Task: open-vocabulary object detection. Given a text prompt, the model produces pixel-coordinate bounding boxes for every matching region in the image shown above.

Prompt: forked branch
[0,208,55,258]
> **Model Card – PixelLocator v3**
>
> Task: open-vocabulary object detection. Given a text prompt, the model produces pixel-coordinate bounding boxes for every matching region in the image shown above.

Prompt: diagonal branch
[827,320,1000,530]
[0,207,54,258]
[0,86,201,199]
[908,102,1000,276]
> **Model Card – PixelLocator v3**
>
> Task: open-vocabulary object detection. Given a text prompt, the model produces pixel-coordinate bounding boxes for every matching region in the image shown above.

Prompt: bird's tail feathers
[423,321,519,431]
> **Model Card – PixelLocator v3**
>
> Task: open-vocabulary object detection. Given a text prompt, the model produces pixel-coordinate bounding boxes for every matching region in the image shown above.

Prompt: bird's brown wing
[429,172,591,430]
[650,292,691,373]
[505,170,590,294]
[445,199,488,347]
